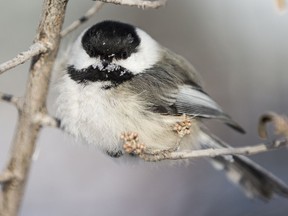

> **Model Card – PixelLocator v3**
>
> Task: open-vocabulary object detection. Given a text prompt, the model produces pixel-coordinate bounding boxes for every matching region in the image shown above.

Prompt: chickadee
[56,20,288,200]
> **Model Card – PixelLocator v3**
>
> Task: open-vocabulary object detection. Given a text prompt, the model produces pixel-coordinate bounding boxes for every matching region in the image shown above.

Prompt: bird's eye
[120,50,128,59]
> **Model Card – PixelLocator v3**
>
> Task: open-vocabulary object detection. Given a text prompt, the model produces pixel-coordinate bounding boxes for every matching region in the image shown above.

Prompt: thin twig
[0,92,22,111]
[0,42,49,75]
[0,171,15,184]
[164,139,288,160]
[61,1,105,37]
[97,0,167,9]
[139,139,288,162]
[33,113,60,128]
[123,113,288,162]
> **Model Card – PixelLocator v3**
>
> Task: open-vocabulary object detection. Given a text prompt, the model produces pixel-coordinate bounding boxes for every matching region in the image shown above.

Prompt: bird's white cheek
[67,32,100,70]
[115,28,161,74]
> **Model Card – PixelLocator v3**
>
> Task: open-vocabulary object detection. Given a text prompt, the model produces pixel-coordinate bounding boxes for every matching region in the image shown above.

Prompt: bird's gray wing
[174,84,245,133]
[124,49,244,133]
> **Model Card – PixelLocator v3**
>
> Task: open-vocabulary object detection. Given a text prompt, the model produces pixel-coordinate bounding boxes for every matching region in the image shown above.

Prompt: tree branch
[122,132,288,162]
[0,1,69,215]
[61,1,105,37]
[97,0,167,9]
[139,138,288,162]
[0,170,22,185]
[0,171,15,184]
[0,92,22,111]
[33,113,60,128]
[0,42,49,75]
[122,113,288,162]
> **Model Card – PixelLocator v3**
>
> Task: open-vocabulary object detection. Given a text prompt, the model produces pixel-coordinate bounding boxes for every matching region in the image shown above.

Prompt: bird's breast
[56,74,200,154]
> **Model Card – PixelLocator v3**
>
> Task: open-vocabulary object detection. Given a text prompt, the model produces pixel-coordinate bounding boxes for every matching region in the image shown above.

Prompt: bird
[55,20,288,200]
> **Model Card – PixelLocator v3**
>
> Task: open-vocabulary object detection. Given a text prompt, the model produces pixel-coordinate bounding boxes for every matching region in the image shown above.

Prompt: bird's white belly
[56,76,126,152]
[56,75,199,155]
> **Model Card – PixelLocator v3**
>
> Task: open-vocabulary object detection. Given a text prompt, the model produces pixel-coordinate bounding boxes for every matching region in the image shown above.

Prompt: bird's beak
[100,56,113,68]
[101,59,110,68]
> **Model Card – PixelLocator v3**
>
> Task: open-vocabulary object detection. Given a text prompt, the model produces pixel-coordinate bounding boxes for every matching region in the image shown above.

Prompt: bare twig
[61,0,166,38]
[0,0,69,215]
[0,171,16,184]
[61,1,105,37]
[123,113,288,162]
[0,42,49,75]
[122,134,288,162]
[140,139,288,162]
[0,92,22,110]
[33,113,60,128]
[97,0,167,9]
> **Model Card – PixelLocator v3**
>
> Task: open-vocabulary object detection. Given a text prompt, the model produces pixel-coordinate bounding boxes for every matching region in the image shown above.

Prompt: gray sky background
[1,1,288,216]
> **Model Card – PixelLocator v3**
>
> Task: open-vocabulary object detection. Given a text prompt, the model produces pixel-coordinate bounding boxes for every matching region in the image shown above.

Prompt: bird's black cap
[81,21,140,60]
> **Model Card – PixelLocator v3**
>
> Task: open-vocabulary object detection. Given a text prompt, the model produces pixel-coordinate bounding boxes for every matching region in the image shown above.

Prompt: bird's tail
[198,127,288,200]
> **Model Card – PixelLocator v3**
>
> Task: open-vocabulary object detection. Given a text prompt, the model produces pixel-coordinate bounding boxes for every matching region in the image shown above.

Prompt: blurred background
[1,0,288,215]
